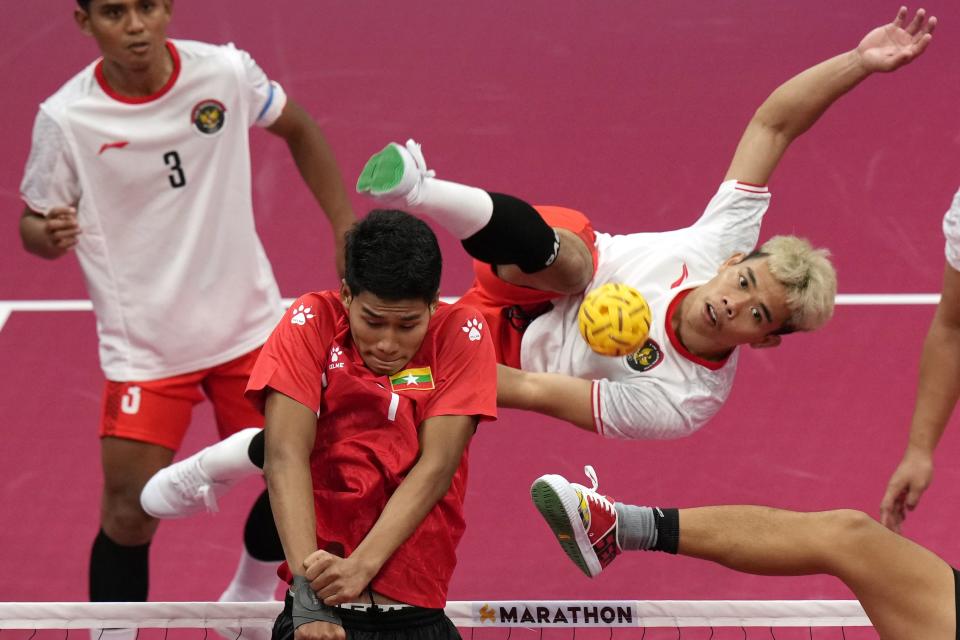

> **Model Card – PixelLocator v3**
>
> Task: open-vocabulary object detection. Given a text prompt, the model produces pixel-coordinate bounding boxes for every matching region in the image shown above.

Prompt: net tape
[0,601,870,630]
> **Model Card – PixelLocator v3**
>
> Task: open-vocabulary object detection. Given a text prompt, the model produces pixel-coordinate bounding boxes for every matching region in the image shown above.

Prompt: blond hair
[747,235,836,333]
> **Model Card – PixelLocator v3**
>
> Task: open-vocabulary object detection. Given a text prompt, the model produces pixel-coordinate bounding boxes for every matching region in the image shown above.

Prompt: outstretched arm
[725,6,935,186]
[880,262,960,531]
[497,365,595,430]
[268,98,356,277]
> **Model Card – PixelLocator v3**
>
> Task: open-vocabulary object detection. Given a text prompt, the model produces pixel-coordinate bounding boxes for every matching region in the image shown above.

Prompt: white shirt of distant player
[942,187,960,272]
[521,180,771,440]
[20,40,287,381]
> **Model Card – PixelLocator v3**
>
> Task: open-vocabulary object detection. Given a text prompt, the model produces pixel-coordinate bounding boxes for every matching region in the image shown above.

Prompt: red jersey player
[146,210,497,640]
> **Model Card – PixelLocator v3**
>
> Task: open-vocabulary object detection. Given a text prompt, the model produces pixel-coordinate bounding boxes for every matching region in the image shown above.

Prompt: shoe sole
[530,475,601,578]
[356,144,404,194]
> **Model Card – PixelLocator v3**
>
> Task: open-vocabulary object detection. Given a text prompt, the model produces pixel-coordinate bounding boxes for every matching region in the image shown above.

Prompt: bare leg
[100,436,173,545]
[90,437,174,610]
[679,506,955,640]
[358,142,594,294]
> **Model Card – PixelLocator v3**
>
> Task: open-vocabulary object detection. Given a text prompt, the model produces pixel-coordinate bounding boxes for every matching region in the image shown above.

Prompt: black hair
[344,210,441,304]
[77,0,91,9]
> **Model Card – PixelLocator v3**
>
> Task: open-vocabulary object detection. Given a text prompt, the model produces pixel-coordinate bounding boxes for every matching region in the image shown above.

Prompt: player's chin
[365,357,403,376]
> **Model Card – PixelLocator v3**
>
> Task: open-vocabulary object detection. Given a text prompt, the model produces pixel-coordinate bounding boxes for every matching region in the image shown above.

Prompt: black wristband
[291,575,342,629]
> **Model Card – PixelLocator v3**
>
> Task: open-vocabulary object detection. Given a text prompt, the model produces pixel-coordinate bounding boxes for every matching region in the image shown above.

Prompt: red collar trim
[95,41,180,104]
[665,288,730,371]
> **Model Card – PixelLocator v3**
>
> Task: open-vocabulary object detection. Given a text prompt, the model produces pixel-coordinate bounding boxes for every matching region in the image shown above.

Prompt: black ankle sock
[89,529,150,601]
[651,508,680,554]
[247,429,265,469]
[244,489,284,561]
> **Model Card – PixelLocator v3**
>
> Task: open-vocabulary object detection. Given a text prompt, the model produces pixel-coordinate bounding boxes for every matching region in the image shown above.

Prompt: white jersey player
[520,181,771,439]
[17,1,355,637]
[358,6,935,441]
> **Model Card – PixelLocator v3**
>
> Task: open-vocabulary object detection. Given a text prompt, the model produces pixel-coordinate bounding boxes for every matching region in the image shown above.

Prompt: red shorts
[459,206,598,368]
[99,347,265,451]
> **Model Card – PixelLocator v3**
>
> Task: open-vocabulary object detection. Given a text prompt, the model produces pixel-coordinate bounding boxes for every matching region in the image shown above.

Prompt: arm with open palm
[725,6,936,186]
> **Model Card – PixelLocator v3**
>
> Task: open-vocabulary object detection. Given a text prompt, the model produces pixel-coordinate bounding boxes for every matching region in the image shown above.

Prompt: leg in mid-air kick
[531,466,957,640]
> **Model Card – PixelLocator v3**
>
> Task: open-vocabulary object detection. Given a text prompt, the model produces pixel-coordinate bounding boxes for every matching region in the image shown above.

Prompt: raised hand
[856,6,936,73]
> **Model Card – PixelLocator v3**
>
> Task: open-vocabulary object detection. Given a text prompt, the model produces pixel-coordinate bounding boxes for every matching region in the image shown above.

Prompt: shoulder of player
[429,302,483,333]
[39,59,102,115]
[169,39,241,62]
[286,290,343,323]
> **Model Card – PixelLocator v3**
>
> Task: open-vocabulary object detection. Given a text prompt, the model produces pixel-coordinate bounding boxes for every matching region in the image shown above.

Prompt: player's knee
[821,509,878,548]
[101,485,157,545]
[550,229,594,294]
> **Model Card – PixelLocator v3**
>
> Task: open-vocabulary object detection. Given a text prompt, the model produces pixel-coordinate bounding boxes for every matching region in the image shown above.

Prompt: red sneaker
[530,465,621,577]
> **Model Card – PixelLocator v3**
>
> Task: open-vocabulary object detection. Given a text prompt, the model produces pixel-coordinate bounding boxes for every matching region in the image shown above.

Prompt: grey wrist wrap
[291,575,342,629]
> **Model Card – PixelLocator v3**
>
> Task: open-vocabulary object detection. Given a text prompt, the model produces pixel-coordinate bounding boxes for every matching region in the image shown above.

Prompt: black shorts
[273,592,461,640]
[954,568,959,640]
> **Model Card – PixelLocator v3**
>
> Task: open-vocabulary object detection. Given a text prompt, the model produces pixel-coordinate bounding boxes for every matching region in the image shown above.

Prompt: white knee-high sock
[407,178,493,240]
[219,548,280,601]
[199,428,261,481]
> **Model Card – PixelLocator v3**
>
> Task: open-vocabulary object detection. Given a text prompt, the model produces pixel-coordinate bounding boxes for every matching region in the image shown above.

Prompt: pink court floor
[2,0,960,619]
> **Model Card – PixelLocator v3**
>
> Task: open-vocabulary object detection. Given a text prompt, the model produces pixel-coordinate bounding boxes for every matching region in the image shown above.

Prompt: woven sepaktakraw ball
[577,283,652,356]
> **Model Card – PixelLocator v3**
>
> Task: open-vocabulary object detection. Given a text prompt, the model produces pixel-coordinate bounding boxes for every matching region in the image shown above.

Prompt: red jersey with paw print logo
[246,291,497,607]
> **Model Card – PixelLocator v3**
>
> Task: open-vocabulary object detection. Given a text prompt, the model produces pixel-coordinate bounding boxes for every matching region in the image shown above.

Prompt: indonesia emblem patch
[625,339,663,373]
[191,99,226,135]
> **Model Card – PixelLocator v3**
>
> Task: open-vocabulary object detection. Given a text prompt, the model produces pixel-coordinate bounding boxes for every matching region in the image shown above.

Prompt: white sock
[408,178,493,240]
[220,548,280,601]
[199,427,261,481]
[91,629,137,640]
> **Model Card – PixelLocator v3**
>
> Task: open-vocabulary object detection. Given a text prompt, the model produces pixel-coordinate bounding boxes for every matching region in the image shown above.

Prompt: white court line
[0,306,10,332]
[0,293,942,315]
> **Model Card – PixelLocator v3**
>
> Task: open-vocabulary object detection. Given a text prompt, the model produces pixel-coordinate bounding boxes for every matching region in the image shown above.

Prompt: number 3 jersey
[19,40,287,381]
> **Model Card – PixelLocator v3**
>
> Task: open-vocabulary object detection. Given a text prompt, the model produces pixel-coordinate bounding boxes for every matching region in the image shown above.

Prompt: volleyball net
[0,600,876,639]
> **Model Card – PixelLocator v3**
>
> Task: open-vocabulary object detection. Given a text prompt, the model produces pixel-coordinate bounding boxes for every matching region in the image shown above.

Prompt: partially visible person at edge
[881,185,960,533]
[17,1,355,637]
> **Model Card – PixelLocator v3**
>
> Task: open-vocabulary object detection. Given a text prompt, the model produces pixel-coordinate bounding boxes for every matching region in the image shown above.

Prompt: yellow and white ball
[578,283,652,357]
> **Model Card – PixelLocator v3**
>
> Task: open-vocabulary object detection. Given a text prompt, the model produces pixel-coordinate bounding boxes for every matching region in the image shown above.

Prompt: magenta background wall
[2,1,959,614]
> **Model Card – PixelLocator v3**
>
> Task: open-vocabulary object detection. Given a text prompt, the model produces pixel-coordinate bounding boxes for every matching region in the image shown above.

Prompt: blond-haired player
[358,7,933,440]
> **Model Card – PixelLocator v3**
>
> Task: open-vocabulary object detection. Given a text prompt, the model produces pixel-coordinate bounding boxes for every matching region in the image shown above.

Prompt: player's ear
[74,7,92,35]
[749,334,782,350]
[428,295,439,315]
[339,280,352,309]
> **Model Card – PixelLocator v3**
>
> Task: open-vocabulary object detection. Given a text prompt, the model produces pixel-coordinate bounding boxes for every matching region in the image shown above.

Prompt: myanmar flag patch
[389,367,435,391]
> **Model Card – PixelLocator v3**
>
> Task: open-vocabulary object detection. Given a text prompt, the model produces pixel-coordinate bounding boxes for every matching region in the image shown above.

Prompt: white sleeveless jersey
[20,40,287,381]
[521,181,771,440]
[942,187,960,272]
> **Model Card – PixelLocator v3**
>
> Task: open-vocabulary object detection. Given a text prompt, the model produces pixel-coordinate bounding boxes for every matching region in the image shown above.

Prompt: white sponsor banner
[450,601,641,627]
[442,600,870,628]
